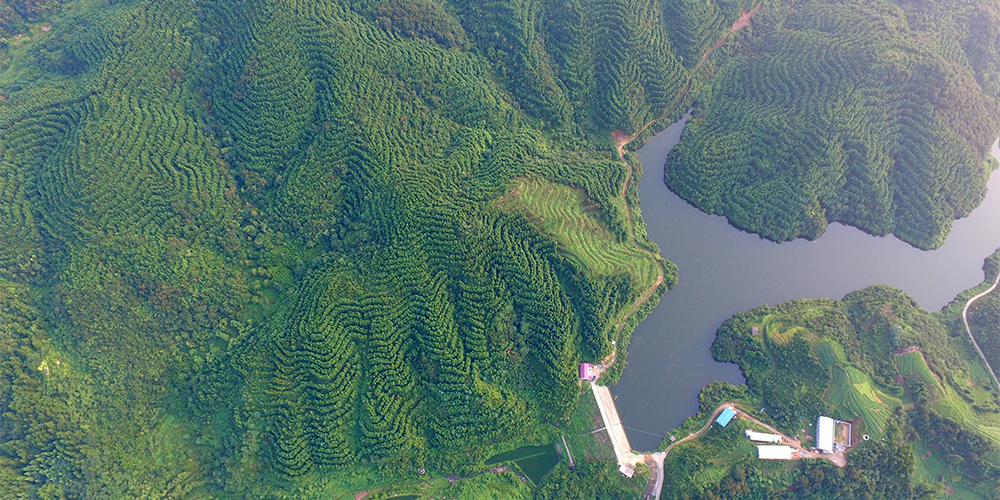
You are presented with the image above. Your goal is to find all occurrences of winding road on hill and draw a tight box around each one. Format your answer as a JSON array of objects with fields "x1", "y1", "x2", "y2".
[{"x1": 962, "y1": 269, "x2": 1000, "y2": 389}]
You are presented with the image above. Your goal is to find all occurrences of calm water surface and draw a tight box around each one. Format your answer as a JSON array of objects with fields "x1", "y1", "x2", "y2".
[{"x1": 615, "y1": 116, "x2": 1000, "y2": 451}]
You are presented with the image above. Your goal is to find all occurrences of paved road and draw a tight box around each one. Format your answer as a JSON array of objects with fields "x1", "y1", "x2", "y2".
[
  {"x1": 962, "y1": 269, "x2": 1000, "y2": 389},
  {"x1": 640, "y1": 452, "x2": 665, "y2": 500}
]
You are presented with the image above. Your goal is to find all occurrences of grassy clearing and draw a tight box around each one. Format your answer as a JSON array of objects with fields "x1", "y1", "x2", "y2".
[
  {"x1": 932, "y1": 393, "x2": 1000, "y2": 445},
  {"x1": 911, "y1": 440, "x2": 990, "y2": 500},
  {"x1": 484, "y1": 444, "x2": 560, "y2": 486},
  {"x1": 562, "y1": 387, "x2": 619, "y2": 462},
  {"x1": 709, "y1": 435, "x2": 758, "y2": 467},
  {"x1": 497, "y1": 177, "x2": 660, "y2": 286},
  {"x1": 896, "y1": 351, "x2": 946, "y2": 398},
  {"x1": 365, "y1": 473, "x2": 530, "y2": 500},
  {"x1": 484, "y1": 444, "x2": 556, "y2": 466},
  {"x1": 813, "y1": 340, "x2": 847, "y2": 368},
  {"x1": 911, "y1": 439, "x2": 946, "y2": 485},
  {"x1": 825, "y1": 366, "x2": 896, "y2": 434},
  {"x1": 754, "y1": 306, "x2": 837, "y2": 345}
]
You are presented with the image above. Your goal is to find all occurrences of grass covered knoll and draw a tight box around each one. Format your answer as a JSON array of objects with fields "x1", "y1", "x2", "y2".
[
  {"x1": 665, "y1": 0, "x2": 1000, "y2": 249},
  {"x1": 689, "y1": 273, "x2": 1000, "y2": 498},
  {"x1": 825, "y1": 365, "x2": 898, "y2": 434}
]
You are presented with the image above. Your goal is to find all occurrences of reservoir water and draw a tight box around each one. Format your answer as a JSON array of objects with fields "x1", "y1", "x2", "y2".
[{"x1": 614, "y1": 115, "x2": 1000, "y2": 452}]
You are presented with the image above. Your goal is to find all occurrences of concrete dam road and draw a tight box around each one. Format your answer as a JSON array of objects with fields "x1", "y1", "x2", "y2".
[{"x1": 590, "y1": 381, "x2": 636, "y2": 467}]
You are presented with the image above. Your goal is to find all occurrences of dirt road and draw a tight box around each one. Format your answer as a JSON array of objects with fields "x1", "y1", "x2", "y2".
[{"x1": 661, "y1": 403, "x2": 846, "y2": 467}]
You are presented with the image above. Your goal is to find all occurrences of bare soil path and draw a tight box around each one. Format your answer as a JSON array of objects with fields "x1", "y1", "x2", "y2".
[{"x1": 662, "y1": 403, "x2": 846, "y2": 467}]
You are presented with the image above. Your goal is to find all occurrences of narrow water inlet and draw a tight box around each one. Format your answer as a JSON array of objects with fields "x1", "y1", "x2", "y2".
[{"x1": 614, "y1": 116, "x2": 1000, "y2": 451}]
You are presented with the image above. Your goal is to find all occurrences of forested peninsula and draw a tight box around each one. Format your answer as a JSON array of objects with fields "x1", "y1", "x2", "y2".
[
  {"x1": 0, "y1": 0, "x2": 998, "y2": 498},
  {"x1": 657, "y1": 250, "x2": 1000, "y2": 499}
]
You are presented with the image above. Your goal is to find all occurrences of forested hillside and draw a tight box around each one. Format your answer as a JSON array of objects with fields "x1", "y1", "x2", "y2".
[
  {"x1": 0, "y1": 0, "x2": 674, "y2": 497},
  {"x1": 666, "y1": 0, "x2": 1000, "y2": 248},
  {"x1": 0, "y1": 0, "x2": 998, "y2": 498}
]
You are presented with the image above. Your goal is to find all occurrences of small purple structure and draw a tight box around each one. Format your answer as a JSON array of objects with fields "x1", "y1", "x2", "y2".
[{"x1": 579, "y1": 363, "x2": 595, "y2": 381}]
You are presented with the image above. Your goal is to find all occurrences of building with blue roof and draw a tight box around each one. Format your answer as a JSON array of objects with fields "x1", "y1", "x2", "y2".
[{"x1": 716, "y1": 407, "x2": 736, "y2": 427}]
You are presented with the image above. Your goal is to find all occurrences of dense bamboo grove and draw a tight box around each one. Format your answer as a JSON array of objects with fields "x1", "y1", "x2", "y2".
[{"x1": 0, "y1": 0, "x2": 998, "y2": 497}]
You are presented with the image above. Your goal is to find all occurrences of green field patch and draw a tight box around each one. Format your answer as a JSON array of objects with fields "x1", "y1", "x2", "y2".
[
  {"x1": 497, "y1": 178, "x2": 659, "y2": 285},
  {"x1": 813, "y1": 340, "x2": 847, "y2": 368},
  {"x1": 485, "y1": 444, "x2": 560, "y2": 485},
  {"x1": 709, "y1": 436, "x2": 757, "y2": 467},
  {"x1": 912, "y1": 439, "x2": 991, "y2": 500},
  {"x1": 692, "y1": 464, "x2": 730, "y2": 486},
  {"x1": 933, "y1": 395, "x2": 1000, "y2": 445},
  {"x1": 766, "y1": 323, "x2": 803, "y2": 344},
  {"x1": 485, "y1": 444, "x2": 554, "y2": 465},
  {"x1": 896, "y1": 351, "x2": 946, "y2": 398},
  {"x1": 825, "y1": 366, "x2": 896, "y2": 434},
  {"x1": 911, "y1": 439, "x2": 946, "y2": 485}
]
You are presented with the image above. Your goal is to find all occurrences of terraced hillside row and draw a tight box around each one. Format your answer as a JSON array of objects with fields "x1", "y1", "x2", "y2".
[
  {"x1": 0, "y1": 0, "x2": 999, "y2": 497},
  {"x1": 451, "y1": 0, "x2": 743, "y2": 134},
  {"x1": 666, "y1": 0, "x2": 1000, "y2": 249},
  {"x1": 3, "y1": 0, "x2": 675, "y2": 493}
]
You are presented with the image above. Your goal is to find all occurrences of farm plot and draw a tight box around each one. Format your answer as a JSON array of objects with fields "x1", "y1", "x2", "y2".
[
  {"x1": 896, "y1": 351, "x2": 946, "y2": 398},
  {"x1": 765, "y1": 322, "x2": 803, "y2": 344},
  {"x1": 813, "y1": 340, "x2": 847, "y2": 368},
  {"x1": 825, "y1": 365, "x2": 896, "y2": 434},
  {"x1": 498, "y1": 178, "x2": 659, "y2": 285}
]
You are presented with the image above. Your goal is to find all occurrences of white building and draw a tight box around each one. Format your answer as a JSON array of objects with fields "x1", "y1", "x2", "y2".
[
  {"x1": 745, "y1": 429, "x2": 782, "y2": 443},
  {"x1": 757, "y1": 445, "x2": 794, "y2": 460},
  {"x1": 618, "y1": 463, "x2": 635, "y2": 478},
  {"x1": 816, "y1": 416, "x2": 835, "y2": 453}
]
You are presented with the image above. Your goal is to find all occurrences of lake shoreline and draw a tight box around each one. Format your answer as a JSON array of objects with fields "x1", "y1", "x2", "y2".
[{"x1": 614, "y1": 118, "x2": 1000, "y2": 451}]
